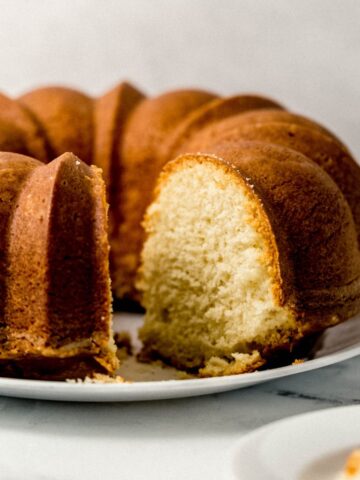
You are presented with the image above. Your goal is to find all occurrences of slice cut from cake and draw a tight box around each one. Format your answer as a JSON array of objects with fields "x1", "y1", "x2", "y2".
[
  {"x1": 138, "y1": 142, "x2": 360, "y2": 376},
  {"x1": 0, "y1": 152, "x2": 118, "y2": 379}
]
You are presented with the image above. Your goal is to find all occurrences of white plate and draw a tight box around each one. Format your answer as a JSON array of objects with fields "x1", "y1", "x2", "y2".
[
  {"x1": 228, "y1": 404, "x2": 360, "y2": 480},
  {"x1": 0, "y1": 312, "x2": 360, "y2": 402}
]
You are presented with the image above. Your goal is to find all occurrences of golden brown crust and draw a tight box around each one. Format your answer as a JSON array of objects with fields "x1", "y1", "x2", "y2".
[
  {"x1": 192, "y1": 142, "x2": 360, "y2": 320},
  {"x1": 0, "y1": 93, "x2": 48, "y2": 160},
  {"x1": 93, "y1": 82, "x2": 146, "y2": 299},
  {"x1": 202, "y1": 108, "x2": 343, "y2": 144},
  {"x1": 0, "y1": 152, "x2": 117, "y2": 379},
  {"x1": 159, "y1": 95, "x2": 284, "y2": 163},
  {"x1": 0, "y1": 119, "x2": 31, "y2": 155},
  {"x1": 93, "y1": 81, "x2": 145, "y2": 186},
  {"x1": 0, "y1": 153, "x2": 42, "y2": 344},
  {"x1": 115, "y1": 88, "x2": 217, "y2": 300},
  {"x1": 19, "y1": 87, "x2": 94, "y2": 164},
  {"x1": 186, "y1": 121, "x2": 360, "y2": 244},
  {"x1": 0, "y1": 355, "x2": 111, "y2": 381}
]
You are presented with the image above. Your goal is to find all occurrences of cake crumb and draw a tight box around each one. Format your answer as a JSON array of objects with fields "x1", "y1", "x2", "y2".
[
  {"x1": 292, "y1": 358, "x2": 305, "y2": 365},
  {"x1": 199, "y1": 351, "x2": 264, "y2": 377},
  {"x1": 114, "y1": 331, "x2": 133, "y2": 361},
  {"x1": 176, "y1": 370, "x2": 196, "y2": 380},
  {"x1": 66, "y1": 373, "x2": 128, "y2": 384},
  {"x1": 114, "y1": 331, "x2": 132, "y2": 353},
  {"x1": 345, "y1": 449, "x2": 360, "y2": 477}
]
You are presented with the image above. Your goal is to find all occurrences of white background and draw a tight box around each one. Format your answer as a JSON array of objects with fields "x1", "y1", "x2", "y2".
[
  {"x1": 0, "y1": 1, "x2": 359, "y2": 479},
  {"x1": 0, "y1": 0, "x2": 359, "y2": 156}
]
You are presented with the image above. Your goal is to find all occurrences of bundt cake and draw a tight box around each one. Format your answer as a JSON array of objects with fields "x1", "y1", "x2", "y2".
[
  {"x1": 0, "y1": 81, "x2": 359, "y2": 379},
  {"x1": 2, "y1": 82, "x2": 359, "y2": 306},
  {"x1": 138, "y1": 143, "x2": 360, "y2": 376},
  {"x1": 0, "y1": 152, "x2": 117, "y2": 379}
]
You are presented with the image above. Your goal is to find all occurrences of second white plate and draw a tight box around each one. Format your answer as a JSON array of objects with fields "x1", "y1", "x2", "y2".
[{"x1": 229, "y1": 405, "x2": 360, "y2": 479}]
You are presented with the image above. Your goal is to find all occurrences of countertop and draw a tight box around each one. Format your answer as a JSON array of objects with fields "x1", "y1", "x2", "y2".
[{"x1": 0, "y1": 357, "x2": 359, "y2": 479}]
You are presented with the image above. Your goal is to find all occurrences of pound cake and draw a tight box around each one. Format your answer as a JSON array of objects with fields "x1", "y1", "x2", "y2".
[
  {"x1": 0, "y1": 152, "x2": 117, "y2": 379},
  {"x1": 1, "y1": 82, "x2": 359, "y2": 304},
  {"x1": 0, "y1": 80, "x2": 358, "y2": 379},
  {"x1": 138, "y1": 143, "x2": 360, "y2": 376}
]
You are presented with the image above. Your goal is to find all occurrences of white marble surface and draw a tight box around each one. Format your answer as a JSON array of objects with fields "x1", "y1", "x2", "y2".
[
  {"x1": 0, "y1": 0, "x2": 358, "y2": 478},
  {"x1": 0, "y1": 358, "x2": 359, "y2": 479},
  {"x1": 0, "y1": 0, "x2": 359, "y2": 156}
]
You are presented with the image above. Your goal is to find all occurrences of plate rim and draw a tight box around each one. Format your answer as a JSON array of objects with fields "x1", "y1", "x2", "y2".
[
  {"x1": 227, "y1": 404, "x2": 360, "y2": 480},
  {"x1": 0, "y1": 340, "x2": 358, "y2": 401}
]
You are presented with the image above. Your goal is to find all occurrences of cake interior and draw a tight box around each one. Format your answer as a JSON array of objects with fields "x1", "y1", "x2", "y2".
[{"x1": 138, "y1": 158, "x2": 297, "y2": 376}]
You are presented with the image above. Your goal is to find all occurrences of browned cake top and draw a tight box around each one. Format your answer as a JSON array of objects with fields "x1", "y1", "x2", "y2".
[
  {"x1": 94, "y1": 81, "x2": 145, "y2": 187},
  {"x1": 194, "y1": 142, "x2": 360, "y2": 315},
  {"x1": 0, "y1": 93, "x2": 48, "y2": 160},
  {"x1": 121, "y1": 88, "x2": 218, "y2": 170},
  {"x1": 0, "y1": 81, "x2": 358, "y2": 306},
  {"x1": 0, "y1": 152, "x2": 117, "y2": 378},
  {"x1": 160, "y1": 95, "x2": 284, "y2": 163},
  {"x1": 185, "y1": 121, "x2": 360, "y2": 244},
  {"x1": 19, "y1": 87, "x2": 94, "y2": 164},
  {"x1": 202, "y1": 108, "x2": 343, "y2": 144}
]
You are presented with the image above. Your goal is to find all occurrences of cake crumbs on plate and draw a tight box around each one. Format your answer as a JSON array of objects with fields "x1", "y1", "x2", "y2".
[
  {"x1": 66, "y1": 373, "x2": 130, "y2": 384},
  {"x1": 114, "y1": 331, "x2": 133, "y2": 361},
  {"x1": 292, "y1": 358, "x2": 306, "y2": 365}
]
